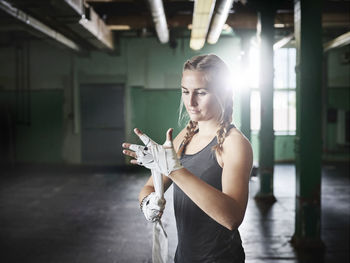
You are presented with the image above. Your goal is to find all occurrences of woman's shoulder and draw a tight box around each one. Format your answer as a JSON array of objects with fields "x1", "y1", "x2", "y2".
[
  {"x1": 222, "y1": 127, "x2": 252, "y2": 156},
  {"x1": 215, "y1": 126, "x2": 252, "y2": 168}
]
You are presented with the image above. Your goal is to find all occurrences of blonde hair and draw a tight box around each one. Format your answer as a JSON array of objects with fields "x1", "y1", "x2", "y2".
[{"x1": 177, "y1": 54, "x2": 234, "y2": 157}]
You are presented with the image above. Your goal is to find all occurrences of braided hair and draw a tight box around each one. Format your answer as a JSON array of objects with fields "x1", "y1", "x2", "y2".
[{"x1": 177, "y1": 54, "x2": 234, "y2": 156}]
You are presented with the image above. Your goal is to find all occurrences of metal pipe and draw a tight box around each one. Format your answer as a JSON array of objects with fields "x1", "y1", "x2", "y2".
[
  {"x1": 15, "y1": 46, "x2": 19, "y2": 123},
  {"x1": 147, "y1": 0, "x2": 169, "y2": 43},
  {"x1": 207, "y1": 0, "x2": 234, "y2": 44},
  {"x1": 26, "y1": 40, "x2": 31, "y2": 126}
]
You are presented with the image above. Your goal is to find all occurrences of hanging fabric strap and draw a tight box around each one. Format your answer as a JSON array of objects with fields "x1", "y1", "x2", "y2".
[{"x1": 151, "y1": 169, "x2": 168, "y2": 263}]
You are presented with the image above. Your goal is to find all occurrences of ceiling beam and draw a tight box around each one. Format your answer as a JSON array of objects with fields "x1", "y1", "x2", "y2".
[
  {"x1": 86, "y1": 0, "x2": 134, "y2": 2},
  {"x1": 0, "y1": 0, "x2": 80, "y2": 51},
  {"x1": 70, "y1": 5, "x2": 115, "y2": 50},
  {"x1": 106, "y1": 12, "x2": 350, "y2": 30},
  {"x1": 324, "y1": 31, "x2": 350, "y2": 52},
  {"x1": 273, "y1": 33, "x2": 294, "y2": 50},
  {"x1": 106, "y1": 13, "x2": 259, "y2": 30}
]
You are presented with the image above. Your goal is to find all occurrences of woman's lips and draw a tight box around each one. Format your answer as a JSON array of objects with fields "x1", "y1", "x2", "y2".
[{"x1": 189, "y1": 109, "x2": 200, "y2": 114}]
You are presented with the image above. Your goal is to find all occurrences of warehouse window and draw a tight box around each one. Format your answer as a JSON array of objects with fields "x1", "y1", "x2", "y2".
[{"x1": 250, "y1": 48, "x2": 296, "y2": 134}]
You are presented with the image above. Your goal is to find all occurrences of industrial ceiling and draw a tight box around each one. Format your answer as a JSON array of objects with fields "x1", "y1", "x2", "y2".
[{"x1": 0, "y1": 0, "x2": 349, "y2": 52}]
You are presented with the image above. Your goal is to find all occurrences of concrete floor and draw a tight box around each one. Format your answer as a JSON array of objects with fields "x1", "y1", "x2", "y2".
[{"x1": 0, "y1": 163, "x2": 349, "y2": 263}]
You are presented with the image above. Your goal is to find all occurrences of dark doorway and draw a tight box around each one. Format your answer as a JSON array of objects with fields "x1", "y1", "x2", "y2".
[{"x1": 80, "y1": 84, "x2": 125, "y2": 165}]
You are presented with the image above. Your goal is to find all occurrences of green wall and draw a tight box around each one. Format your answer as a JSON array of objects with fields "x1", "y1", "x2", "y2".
[
  {"x1": 15, "y1": 91, "x2": 63, "y2": 163},
  {"x1": 251, "y1": 133, "x2": 295, "y2": 163},
  {"x1": 130, "y1": 87, "x2": 184, "y2": 143},
  {"x1": 325, "y1": 45, "x2": 350, "y2": 161},
  {"x1": 0, "y1": 35, "x2": 348, "y2": 164},
  {"x1": 0, "y1": 36, "x2": 244, "y2": 164},
  {"x1": 0, "y1": 90, "x2": 63, "y2": 163}
]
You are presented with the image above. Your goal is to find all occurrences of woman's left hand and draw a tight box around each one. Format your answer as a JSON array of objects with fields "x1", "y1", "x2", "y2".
[
  {"x1": 122, "y1": 128, "x2": 183, "y2": 176},
  {"x1": 122, "y1": 141, "x2": 156, "y2": 169}
]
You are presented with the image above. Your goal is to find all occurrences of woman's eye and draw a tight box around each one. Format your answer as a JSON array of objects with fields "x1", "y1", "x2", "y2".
[{"x1": 181, "y1": 90, "x2": 206, "y2": 96}]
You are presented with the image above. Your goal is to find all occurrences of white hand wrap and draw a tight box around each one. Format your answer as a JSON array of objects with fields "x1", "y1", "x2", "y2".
[
  {"x1": 150, "y1": 144, "x2": 183, "y2": 176},
  {"x1": 141, "y1": 192, "x2": 166, "y2": 222},
  {"x1": 129, "y1": 144, "x2": 156, "y2": 169},
  {"x1": 132, "y1": 133, "x2": 183, "y2": 176}
]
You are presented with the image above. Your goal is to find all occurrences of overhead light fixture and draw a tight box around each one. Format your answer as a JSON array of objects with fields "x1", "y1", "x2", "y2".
[
  {"x1": 207, "y1": 0, "x2": 233, "y2": 44},
  {"x1": 274, "y1": 23, "x2": 285, "y2": 28},
  {"x1": 108, "y1": 25, "x2": 131, "y2": 31},
  {"x1": 190, "y1": 0, "x2": 216, "y2": 50}
]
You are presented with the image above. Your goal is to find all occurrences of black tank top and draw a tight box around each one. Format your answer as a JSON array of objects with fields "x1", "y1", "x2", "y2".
[{"x1": 173, "y1": 125, "x2": 245, "y2": 263}]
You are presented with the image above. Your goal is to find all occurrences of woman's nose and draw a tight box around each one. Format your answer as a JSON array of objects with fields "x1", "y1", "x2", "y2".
[{"x1": 189, "y1": 94, "x2": 197, "y2": 106}]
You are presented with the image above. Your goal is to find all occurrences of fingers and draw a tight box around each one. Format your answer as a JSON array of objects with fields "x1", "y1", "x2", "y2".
[
  {"x1": 134, "y1": 128, "x2": 143, "y2": 136},
  {"x1": 166, "y1": 128, "x2": 173, "y2": 141},
  {"x1": 122, "y1": 149, "x2": 137, "y2": 158},
  {"x1": 122, "y1": 148, "x2": 145, "y2": 165},
  {"x1": 163, "y1": 128, "x2": 174, "y2": 148},
  {"x1": 122, "y1": 143, "x2": 139, "y2": 163},
  {"x1": 122, "y1": 142, "x2": 132, "y2": 148},
  {"x1": 122, "y1": 137, "x2": 153, "y2": 167},
  {"x1": 134, "y1": 128, "x2": 159, "y2": 147},
  {"x1": 129, "y1": 144, "x2": 148, "y2": 153},
  {"x1": 124, "y1": 156, "x2": 140, "y2": 166},
  {"x1": 134, "y1": 128, "x2": 152, "y2": 146},
  {"x1": 134, "y1": 129, "x2": 153, "y2": 146},
  {"x1": 130, "y1": 159, "x2": 139, "y2": 165},
  {"x1": 122, "y1": 142, "x2": 148, "y2": 154},
  {"x1": 148, "y1": 203, "x2": 165, "y2": 213}
]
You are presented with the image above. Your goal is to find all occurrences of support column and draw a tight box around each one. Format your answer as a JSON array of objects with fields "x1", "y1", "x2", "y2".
[
  {"x1": 292, "y1": 0, "x2": 324, "y2": 248},
  {"x1": 238, "y1": 32, "x2": 252, "y2": 141},
  {"x1": 255, "y1": 6, "x2": 276, "y2": 202}
]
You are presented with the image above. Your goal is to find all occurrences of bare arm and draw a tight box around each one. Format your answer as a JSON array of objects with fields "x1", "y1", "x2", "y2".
[
  {"x1": 168, "y1": 132, "x2": 253, "y2": 230},
  {"x1": 138, "y1": 175, "x2": 172, "y2": 203}
]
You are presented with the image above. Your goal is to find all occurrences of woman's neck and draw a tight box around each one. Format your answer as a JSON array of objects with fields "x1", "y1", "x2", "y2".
[{"x1": 196, "y1": 120, "x2": 220, "y2": 137}]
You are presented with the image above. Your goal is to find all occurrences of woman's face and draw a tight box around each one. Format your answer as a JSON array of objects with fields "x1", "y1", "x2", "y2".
[{"x1": 181, "y1": 70, "x2": 221, "y2": 122}]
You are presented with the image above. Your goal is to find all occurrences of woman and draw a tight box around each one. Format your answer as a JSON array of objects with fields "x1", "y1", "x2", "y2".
[{"x1": 122, "y1": 54, "x2": 253, "y2": 262}]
